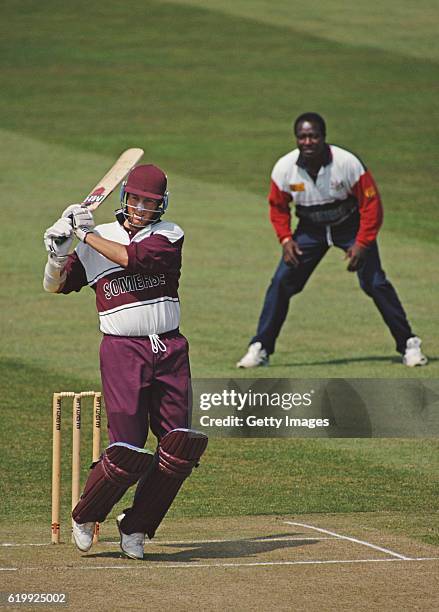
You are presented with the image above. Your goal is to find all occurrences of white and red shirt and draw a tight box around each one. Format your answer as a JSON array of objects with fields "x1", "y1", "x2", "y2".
[
  {"x1": 268, "y1": 144, "x2": 383, "y2": 247},
  {"x1": 61, "y1": 220, "x2": 183, "y2": 336}
]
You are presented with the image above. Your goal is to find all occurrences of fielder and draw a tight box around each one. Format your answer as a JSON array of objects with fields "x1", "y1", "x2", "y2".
[
  {"x1": 237, "y1": 113, "x2": 427, "y2": 369},
  {"x1": 43, "y1": 164, "x2": 207, "y2": 559}
]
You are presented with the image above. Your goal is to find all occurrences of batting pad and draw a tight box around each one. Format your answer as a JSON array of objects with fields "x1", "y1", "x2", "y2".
[
  {"x1": 119, "y1": 429, "x2": 208, "y2": 538},
  {"x1": 72, "y1": 443, "x2": 154, "y2": 524}
]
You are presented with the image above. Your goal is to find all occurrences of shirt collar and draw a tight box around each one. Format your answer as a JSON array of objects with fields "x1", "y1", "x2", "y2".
[
  {"x1": 296, "y1": 144, "x2": 332, "y2": 169},
  {"x1": 122, "y1": 219, "x2": 160, "y2": 241}
]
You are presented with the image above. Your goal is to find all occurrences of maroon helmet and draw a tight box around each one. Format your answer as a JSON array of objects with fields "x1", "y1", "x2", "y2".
[
  {"x1": 118, "y1": 164, "x2": 169, "y2": 225},
  {"x1": 124, "y1": 164, "x2": 167, "y2": 200}
]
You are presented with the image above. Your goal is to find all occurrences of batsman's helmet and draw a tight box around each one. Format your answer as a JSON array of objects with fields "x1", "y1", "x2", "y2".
[{"x1": 116, "y1": 164, "x2": 169, "y2": 225}]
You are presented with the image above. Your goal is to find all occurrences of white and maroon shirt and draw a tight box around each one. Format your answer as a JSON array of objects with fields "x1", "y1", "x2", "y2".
[
  {"x1": 61, "y1": 220, "x2": 183, "y2": 336},
  {"x1": 268, "y1": 144, "x2": 383, "y2": 247}
]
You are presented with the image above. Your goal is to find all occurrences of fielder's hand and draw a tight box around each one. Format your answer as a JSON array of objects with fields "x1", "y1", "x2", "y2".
[
  {"x1": 44, "y1": 218, "x2": 74, "y2": 257},
  {"x1": 345, "y1": 243, "x2": 367, "y2": 272},
  {"x1": 72, "y1": 207, "x2": 95, "y2": 242},
  {"x1": 282, "y1": 238, "x2": 303, "y2": 267}
]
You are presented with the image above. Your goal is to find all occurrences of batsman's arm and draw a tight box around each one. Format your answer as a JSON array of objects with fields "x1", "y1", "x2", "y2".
[
  {"x1": 84, "y1": 233, "x2": 129, "y2": 268},
  {"x1": 43, "y1": 255, "x2": 68, "y2": 292},
  {"x1": 43, "y1": 252, "x2": 88, "y2": 294},
  {"x1": 71, "y1": 205, "x2": 129, "y2": 268}
]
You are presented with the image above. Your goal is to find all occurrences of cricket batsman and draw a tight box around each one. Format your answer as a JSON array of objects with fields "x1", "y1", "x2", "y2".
[
  {"x1": 237, "y1": 113, "x2": 428, "y2": 369},
  {"x1": 43, "y1": 164, "x2": 208, "y2": 559}
]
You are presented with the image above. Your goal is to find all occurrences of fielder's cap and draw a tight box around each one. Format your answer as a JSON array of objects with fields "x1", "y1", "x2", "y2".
[{"x1": 125, "y1": 164, "x2": 167, "y2": 200}]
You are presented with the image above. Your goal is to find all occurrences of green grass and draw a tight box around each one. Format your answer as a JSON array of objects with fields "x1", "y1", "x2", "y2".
[
  {"x1": 0, "y1": 1, "x2": 438, "y2": 241},
  {"x1": 165, "y1": 0, "x2": 439, "y2": 61},
  {"x1": 0, "y1": 0, "x2": 438, "y2": 547}
]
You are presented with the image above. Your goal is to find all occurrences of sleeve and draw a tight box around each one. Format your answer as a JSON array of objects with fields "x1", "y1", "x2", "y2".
[
  {"x1": 350, "y1": 167, "x2": 383, "y2": 248},
  {"x1": 268, "y1": 159, "x2": 294, "y2": 243},
  {"x1": 125, "y1": 234, "x2": 183, "y2": 274},
  {"x1": 60, "y1": 252, "x2": 88, "y2": 294}
]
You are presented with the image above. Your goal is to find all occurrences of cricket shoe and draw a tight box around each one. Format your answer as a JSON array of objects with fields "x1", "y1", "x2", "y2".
[
  {"x1": 403, "y1": 336, "x2": 428, "y2": 367},
  {"x1": 236, "y1": 342, "x2": 269, "y2": 368},
  {"x1": 72, "y1": 520, "x2": 95, "y2": 552},
  {"x1": 117, "y1": 514, "x2": 145, "y2": 560}
]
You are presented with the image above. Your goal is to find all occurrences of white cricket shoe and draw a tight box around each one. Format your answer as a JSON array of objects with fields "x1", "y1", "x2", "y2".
[
  {"x1": 72, "y1": 520, "x2": 95, "y2": 552},
  {"x1": 403, "y1": 336, "x2": 428, "y2": 367},
  {"x1": 117, "y1": 514, "x2": 145, "y2": 560},
  {"x1": 236, "y1": 342, "x2": 269, "y2": 368}
]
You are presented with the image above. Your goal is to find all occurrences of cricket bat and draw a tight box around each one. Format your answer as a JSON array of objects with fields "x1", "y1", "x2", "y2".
[
  {"x1": 53, "y1": 148, "x2": 143, "y2": 246},
  {"x1": 79, "y1": 147, "x2": 144, "y2": 211}
]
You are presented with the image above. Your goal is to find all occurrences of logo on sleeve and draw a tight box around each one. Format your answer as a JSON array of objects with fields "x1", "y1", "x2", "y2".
[
  {"x1": 289, "y1": 183, "x2": 305, "y2": 192},
  {"x1": 364, "y1": 186, "x2": 377, "y2": 198}
]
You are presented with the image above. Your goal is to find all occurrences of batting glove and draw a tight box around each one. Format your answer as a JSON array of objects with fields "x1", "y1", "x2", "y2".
[
  {"x1": 44, "y1": 217, "x2": 74, "y2": 257},
  {"x1": 61, "y1": 204, "x2": 83, "y2": 218},
  {"x1": 72, "y1": 207, "x2": 95, "y2": 242}
]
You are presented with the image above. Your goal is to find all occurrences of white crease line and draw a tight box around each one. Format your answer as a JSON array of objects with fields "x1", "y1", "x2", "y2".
[
  {"x1": 0, "y1": 568, "x2": 18, "y2": 571},
  {"x1": 2, "y1": 558, "x2": 438, "y2": 572},
  {"x1": 1, "y1": 543, "x2": 52, "y2": 547},
  {"x1": 82, "y1": 557, "x2": 439, "y2": 570},
  {"x1": 0, "y1": 536, "x2": 336, "y2": 548},
  {"x1": 284, "y1": 521, "x2": 412, "y2": 560},
  {"x1": 103, "y1": 536, "x2": 335, "y2": 545}
]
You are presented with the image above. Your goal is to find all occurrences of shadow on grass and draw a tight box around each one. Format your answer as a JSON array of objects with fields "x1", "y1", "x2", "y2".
[
  {"x1": 86, "y1": 531, "x2": 318, "y2": 562},
  {"x1": 271, "y1": 355, "x2": 437, "y2": 368}
]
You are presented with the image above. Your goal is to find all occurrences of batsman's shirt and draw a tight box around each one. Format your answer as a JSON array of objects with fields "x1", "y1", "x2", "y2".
[
  {"x1": 61, "y1": 220, "x2": 183, "y2": 336},
  {"x1": 268, "y1": 144, "x2": 383, "y2": 247}
]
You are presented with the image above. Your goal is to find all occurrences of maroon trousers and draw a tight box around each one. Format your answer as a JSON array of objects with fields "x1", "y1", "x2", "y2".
[{"x1": 100, "y1": 331, "x2": 191, "y2": 447}]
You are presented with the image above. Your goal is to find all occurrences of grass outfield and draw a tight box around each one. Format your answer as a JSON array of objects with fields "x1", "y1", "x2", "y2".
[
  {"x1": 0, "y1": 1, "x2": 438, "y2": 242},
  {"x1": 1, "y1": 0, "x2": 438, "y2": 552}
]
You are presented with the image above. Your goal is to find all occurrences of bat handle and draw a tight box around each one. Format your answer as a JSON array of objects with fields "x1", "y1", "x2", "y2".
[{"x1": 54, "y1": 214, "x2": 74, "y2": 245}]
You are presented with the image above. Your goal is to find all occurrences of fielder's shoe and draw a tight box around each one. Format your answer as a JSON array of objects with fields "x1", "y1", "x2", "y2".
[
  {"x1": 403, "y1": 336, "x2": 428, "y2": 367},
  {"x1": 117, "y1": 514, "x2": 145, "y2": 560},
  {"x1": 236, "y1": 342, "x2": 269, "y2": 368},
  {"x1": 72, "y1": 520, "x2": 95, "y2": 552}
]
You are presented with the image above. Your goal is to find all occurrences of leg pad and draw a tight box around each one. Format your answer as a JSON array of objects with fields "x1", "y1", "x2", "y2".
[
  {"x1": 72, "y1": 443, "x2": 154, "y2": 524},
  {"x1": 120, "y1": 429, "x2": 208, "y2": 538}
]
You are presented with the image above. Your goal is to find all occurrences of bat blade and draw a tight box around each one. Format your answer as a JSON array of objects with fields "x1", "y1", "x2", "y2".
[
  {"x1": 51, "y1": 148, "x2": 144, "y2": 248},
  {"x1": 81, "y1": 147, "x2": 144, "y2": 211}
]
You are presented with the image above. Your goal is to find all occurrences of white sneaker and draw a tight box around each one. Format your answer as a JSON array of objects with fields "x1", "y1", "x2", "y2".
[
  {"x1": 403, "y1": 336, "x2": 428, "y2": 367},
  {"x1": 117, "y1": 514, "x2": 145, "y2": 560},
  {"x1": 72, "y1": 520, "x2": 95, "y2": 552},
  {"x1": 236, "y1": 342, "x2": 269, "y2": 368}
]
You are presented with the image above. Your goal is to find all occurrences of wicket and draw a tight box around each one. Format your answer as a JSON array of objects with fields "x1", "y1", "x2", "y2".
[{"x1": 51, "y1": 391, "x2": 102, "y2": 544}]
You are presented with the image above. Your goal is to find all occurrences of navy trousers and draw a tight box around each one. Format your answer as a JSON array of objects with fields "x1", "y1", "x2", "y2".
[{"x1": 252, "y1": 214, "x2": 413, "y2": 355}]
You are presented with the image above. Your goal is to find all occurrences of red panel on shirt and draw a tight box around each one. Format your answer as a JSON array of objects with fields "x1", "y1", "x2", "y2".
[
  {"x1": 351, "y1": 170, "x2": 383, "y2": 247},
  {"x1": 268, "y1": 180, "x2": 293, "y2": 243}
]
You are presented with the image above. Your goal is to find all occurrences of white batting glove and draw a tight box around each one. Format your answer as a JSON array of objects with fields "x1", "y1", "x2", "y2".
[
  {"x1": 62, "y1": 204, "x2": 83, "y2": 218},
  {"x1": 72, "y1": 207, "x2": 95, "y2": 242},
  {"x1": 44, "y1": 218, "x2": 74, "y2": 257}
]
